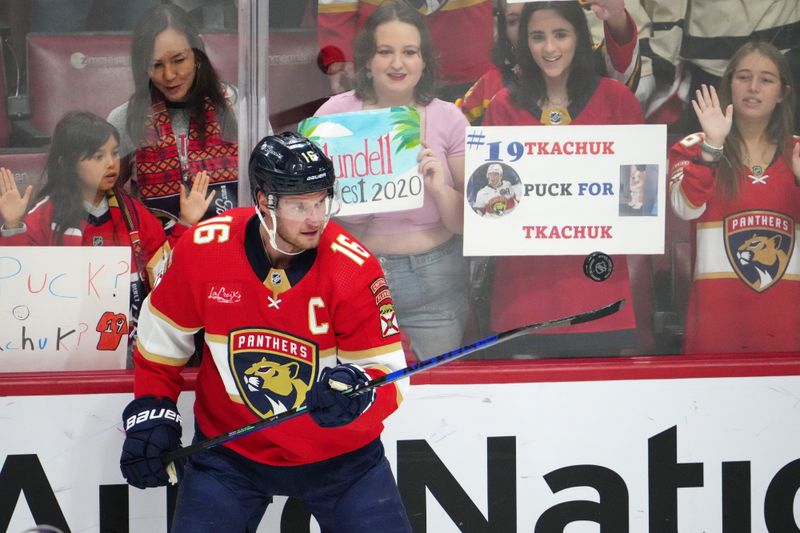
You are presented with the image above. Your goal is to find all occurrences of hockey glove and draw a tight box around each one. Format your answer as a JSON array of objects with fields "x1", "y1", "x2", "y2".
[
  {"x1": 307, "y1": 364, "x2": 376, "y2": 428},
  {"x1": 120, "y1": 396, "x2": 183, "y2": 489}
]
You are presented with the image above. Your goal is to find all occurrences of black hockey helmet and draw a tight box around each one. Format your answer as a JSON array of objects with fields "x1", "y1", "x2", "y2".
[{"x1": 249, "y1": 131, "x2": 336, "y2": 209}]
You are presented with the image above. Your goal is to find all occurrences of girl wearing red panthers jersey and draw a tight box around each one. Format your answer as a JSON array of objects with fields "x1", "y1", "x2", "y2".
[
  {"x1": 0, "y1": 111, "x2": 213, "y2": 347},
  {"x1": 669, "y1": 41, "x2": 800, "y2": 353}
]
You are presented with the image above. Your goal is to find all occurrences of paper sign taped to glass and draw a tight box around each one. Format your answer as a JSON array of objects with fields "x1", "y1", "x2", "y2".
[
  {"x1": 0, "y1": 246, "x2": 131, "y2": 371},
  {"x1": 463, "y1": 124, "x2": 667, "y2": 256},
  {"x1": 299, "y1": 107, "x2": 423, "y2": 217}
]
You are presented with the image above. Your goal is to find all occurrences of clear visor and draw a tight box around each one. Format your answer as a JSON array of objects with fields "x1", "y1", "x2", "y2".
[{"x1": 274, "y1": 185, "x2": 342, "y2": 222}]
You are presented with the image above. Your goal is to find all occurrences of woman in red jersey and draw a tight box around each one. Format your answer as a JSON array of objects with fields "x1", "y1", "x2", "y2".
[
  {"x1": 482, "y1": 1, "x2": 645, "y2": 357},
  {"x1": 459, "y1": 0, "x2": 640, "y2": 125}
]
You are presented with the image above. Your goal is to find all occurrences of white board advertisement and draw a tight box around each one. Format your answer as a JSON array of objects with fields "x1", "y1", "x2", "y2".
[
  {"x1": 2, "y1": 375, "x2": 799, "y2": 532},
  {"x1": 463, "y1": 125, "x2": 667, "y2": 256},
  {"x1": 0, "y1": 247, "x2": 131, "y2": 371}
]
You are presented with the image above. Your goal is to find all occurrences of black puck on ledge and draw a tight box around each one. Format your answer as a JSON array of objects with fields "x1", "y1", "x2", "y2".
[{"x1": 583, "y1": 251, "x2": 613, "y2": 282}]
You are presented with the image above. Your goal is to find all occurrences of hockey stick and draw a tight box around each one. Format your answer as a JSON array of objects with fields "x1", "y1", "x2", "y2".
[{"x1": 161, "y1": 298, "x2": 624, "y2": 471}]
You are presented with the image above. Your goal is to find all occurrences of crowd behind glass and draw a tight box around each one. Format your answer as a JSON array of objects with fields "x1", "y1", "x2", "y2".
[{"x1": 0, "y1": 0, "x2": 798, "y2": 365}]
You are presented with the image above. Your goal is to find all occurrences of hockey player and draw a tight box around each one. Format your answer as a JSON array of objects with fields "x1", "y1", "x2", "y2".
[
  {"x1": 669, "y1": 41, "x2": 800, "y2": 354},
  {"x1": 119, "y1": 132, "x2": 412, "y2": 532},
  {"x1": 473, "y1": 163, "x2": 523, "y2": 216}
]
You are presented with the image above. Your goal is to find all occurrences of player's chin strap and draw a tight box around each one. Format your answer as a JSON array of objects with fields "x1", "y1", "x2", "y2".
[
  {"x1": 254, "y1": 205, "x2": 333, "y2": 257},
  {"x1": 254, "y1": 205, "x2": 304, "y2": 257}
]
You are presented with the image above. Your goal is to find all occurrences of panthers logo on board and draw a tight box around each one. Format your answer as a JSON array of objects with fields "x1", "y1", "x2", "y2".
[
  {"x1": 724, "y1": 210, "x2": 794, "y2": 293},
  {"x1": 229, "y1": 328, "x2": 317, "y2": 418}
]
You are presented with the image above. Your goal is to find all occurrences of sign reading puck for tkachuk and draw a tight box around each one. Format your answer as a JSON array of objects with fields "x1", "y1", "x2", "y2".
[
  {"x1": 584, "y1": 251, "x2": 613, "y2": 282},
  {"x1": 462, "y1": 124, "x2": 667, "y2": 256}
]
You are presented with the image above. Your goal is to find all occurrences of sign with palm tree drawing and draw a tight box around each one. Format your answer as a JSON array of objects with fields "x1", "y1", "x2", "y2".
[{"x1": 299, "y1": 107, "x2": 423, "y2": 217}]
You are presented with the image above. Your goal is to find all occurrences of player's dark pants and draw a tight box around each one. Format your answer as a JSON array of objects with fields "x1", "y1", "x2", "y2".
[{"x1": 170, "y1": 434, "x2": 412, "y2": 533}]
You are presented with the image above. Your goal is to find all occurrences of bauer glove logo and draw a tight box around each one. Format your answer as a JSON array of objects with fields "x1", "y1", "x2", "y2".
[{"x1": 125, "y1": 408, "x2": 182, "y2": 431}]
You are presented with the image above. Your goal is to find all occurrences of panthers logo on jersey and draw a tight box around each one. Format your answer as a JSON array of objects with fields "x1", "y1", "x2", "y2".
[
  {"x1": 484, "y1": 195, "x2": 517, "y2": 217},
  {"x1": 724, "y1": 210, "x2": 795, "y2": 293},
  {"x1": 406, "y1": 0, "x2": 448, "y2": 14},
  {"x1": 229, "y1": 328, "x2": 317, "y2": 418}
]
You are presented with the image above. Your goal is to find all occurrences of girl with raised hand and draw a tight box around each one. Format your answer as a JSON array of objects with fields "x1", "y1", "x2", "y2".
[
  {"x1": 314, "y1": 0, "x2": 470, "y2": 361},
  {"x1": 0, "y1": 111, "x2": 213, "y2": 339},
  {"x1": 482, "y1": 1, "x2": 645, "y2": 358},
  {"x1": 107, "y1": 3, "x2": 240, "y2": 228},
  {"x1": 669, "y1": 41, "x2": 800, "y2": 353}
]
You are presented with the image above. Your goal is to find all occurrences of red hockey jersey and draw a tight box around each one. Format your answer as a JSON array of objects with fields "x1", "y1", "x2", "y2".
[
  {"x1": 484, "y1": 76, "x2": 644, "y2": 127},
  {"x1": 133, "y1": 208, "x2": 408, "y2": 466},
  {"x1": 669, "y1": 134, "x2": 800, "y2": 353},
  {"x1": 483, "y1": 78, "x2": 642, "y2": 337}
]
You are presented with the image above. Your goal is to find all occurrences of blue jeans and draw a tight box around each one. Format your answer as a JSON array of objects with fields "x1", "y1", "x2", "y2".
[
  {"x1": 377, "y1": 237, "x2": 469, "y2": 360},
  {"x1": 170, "y1": 437, "x2": 411, "y2": 533}
]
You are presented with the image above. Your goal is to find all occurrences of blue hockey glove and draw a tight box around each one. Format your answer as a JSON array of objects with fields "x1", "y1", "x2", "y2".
[
  {"x1": 120, "y1": 396, "x2": 183, "y2": 489},
  {"x1": 307, "y1": 364, "x2": 376, "y2": 428}
]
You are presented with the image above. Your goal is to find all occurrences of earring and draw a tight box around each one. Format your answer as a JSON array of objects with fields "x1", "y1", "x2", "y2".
[{"x1": 366, "y1": 70, "x2": 373, "y2": 79}]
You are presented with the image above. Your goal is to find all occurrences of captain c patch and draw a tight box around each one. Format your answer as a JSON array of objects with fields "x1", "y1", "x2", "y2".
[{"x1": 724, "y1": 210, "x2": 794, "y2": 292}]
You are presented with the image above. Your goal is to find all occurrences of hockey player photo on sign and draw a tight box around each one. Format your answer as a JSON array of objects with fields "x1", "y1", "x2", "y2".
[
  {"x1": 120, "y1": 132, "x2": 412, "y2": 532},
  {"x1": 469, "y1": 162, "x2": 524, "y2": 218}
]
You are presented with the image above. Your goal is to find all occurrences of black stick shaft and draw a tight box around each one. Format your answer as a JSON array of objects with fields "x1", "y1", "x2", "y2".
[{"x1": 162, "y1": 298, "x2": 624, "y2": 465}]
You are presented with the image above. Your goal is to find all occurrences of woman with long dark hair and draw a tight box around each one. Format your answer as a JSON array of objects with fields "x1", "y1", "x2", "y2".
[
  {"x1": 107, "y1": 3, "x2": 239, "y2": 227},
  {"x1": 482, "y1": 1, "x2": 645, "y2": 357},
  {"x1": 459, "y1": 0, "x2": 639, "y2": 125},
  {"x1": 670, "y1": 40, "x2": 800, "y2": 353}
]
